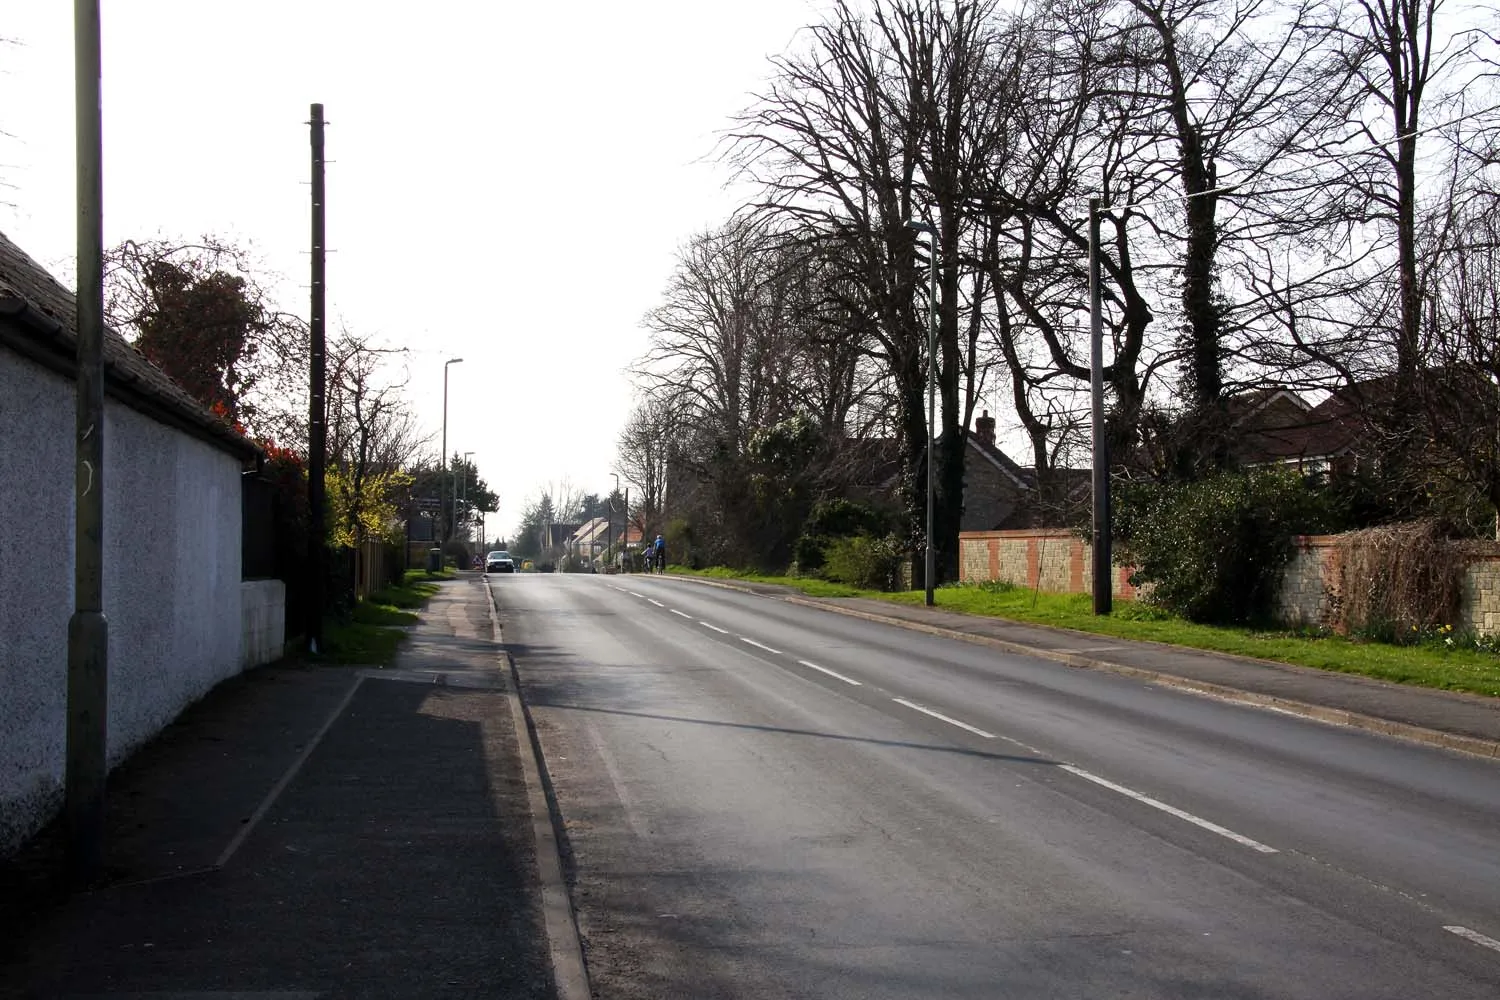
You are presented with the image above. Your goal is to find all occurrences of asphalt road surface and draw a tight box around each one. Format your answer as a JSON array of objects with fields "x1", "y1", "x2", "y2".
[{"x1": 494, "y1": 572, "x2": 1500, "y2": 999}]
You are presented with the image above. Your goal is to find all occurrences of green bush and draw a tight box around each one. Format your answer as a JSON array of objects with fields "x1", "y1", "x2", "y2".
[
  {"x1": 795, "y1": 499, "x2": 889, "y2": 573},
  {"x1": 664, "y1": 517, "x2": 699, "y2": 570},
  {"x1": 1114, "y1": 469, "x2": 1332, "y2": 624},
  {"x1": 823, "y1": 534, "x2": 902, "y2": 591}
]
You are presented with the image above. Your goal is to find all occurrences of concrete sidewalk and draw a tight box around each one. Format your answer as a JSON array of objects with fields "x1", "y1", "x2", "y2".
[
  {"x1": 672, "y1": 575, "x2": 1500, "y2": 759},
  {"x1": 0, "y1": 576, "x2": 555, "y2": 1000}
]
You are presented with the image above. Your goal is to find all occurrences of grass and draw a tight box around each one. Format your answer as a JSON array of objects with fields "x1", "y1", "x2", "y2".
[
  {"x1": 310, "y1": 573, "x2": 447, "y2": 666},
  {"x1": 403, "y1": 567, "x2": 454, "y2": 584},
  {"x1": 677, "y1": 565, "x2": 865, "y2": 598},
  {"x1": 674, "y1": 568, "x2": 1500, "y2": 698}
]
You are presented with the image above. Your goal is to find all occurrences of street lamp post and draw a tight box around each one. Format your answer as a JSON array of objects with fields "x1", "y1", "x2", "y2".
[
  {"x1": 68, "y1": 0, "x2": 107, "y2": 884},
  {"x1": 1087, "y1": 198, "x2": 1112, "y2": 615},
  {"x1": 905, "y1": 219, "x2": 938, "y2": 607},
  {"x1": 441, "y1": 357, "x2": 463, "y2": 550},
  {"x1": 610, "y1": 473, "x2": 621, "y2": 573}
]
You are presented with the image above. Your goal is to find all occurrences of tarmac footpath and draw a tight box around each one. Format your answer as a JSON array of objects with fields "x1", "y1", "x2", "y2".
[{"x1": 1, "y1": 575, "x2": 556, "y2": 1000}]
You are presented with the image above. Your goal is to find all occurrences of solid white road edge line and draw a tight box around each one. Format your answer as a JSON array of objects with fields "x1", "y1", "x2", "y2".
[
  {"x1": 740, "y1": 637, "x2": 783, "y2": 654},
  {"x1": 891, "y1": 698, "x2": 996, "y2": 738},
  {"x1": 647, "y1": 598, "x2": 666, "y2": 607},
  {"x1": 1444, "y1": 925, "x2": 1500, "y2": 954},
  {"x1": 797, "y1": 659, "x2": 863, "y2": 686},
  {"x1": 699, "y1": 621, "x2": 730, "y2": 634},
  {"x1": 1059, "y1": 764, "x2": 1279, "y2": 854},
  {"x1": 670, "y1": 609, "x2": 692, "y2": 618}
]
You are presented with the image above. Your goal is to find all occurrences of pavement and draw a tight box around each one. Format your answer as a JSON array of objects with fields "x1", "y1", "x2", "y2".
[
  {"x1": 672, "y1": 574, "x2": 1500, "y2": 757},
  {"x1": 0, "y1": 574, "x2": 555, "y2": 1000}
]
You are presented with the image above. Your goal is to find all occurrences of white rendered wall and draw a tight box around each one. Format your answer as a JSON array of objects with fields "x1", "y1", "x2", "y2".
[{"x1": 1, "y1": 346, "x2": 243, "y2": 853}]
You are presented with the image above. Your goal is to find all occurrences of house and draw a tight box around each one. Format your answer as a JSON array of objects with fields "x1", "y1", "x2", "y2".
[
  {"x1": 1228, "y1": 387, "x2": 1356, "y2": 474},
  {"x1": 0, "y1": 227, "x2": 280, "y2": 854},
  {"x1": 963, "y1": 411, "x2": 1047, "y2": 530},
  {"x1": 540, "y1": 521, "x2": 582, "y2": 562},
  {"x1": 871, "y1": 410, "x2": 1076, "y2": 531},
  {"x1": 1229, "y1": 380, "x2": 1422, "y2": 475}
]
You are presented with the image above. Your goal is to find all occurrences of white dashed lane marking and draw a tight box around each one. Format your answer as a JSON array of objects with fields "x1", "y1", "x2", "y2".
[
  {"x1": 1058, "y1": 764, "x2": 1278, "y2": 854},
  {"x1": 796, "y1": 660, "x2": 862, "y2": 687},
  {"x1": 885, "y1": 696, "x2": 1276, "y2": 854},
  {"x1": 1445, "y1": 925, "x2": 1500, "y2": 955},
  {"x1": 892, "y1": 698, "x2": 996, "y2": 738},
  {"x1": 622, "y1": 576, "x2": 1280, "y2": 859}
]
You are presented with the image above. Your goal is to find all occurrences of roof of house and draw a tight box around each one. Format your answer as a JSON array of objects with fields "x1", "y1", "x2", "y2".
[
  {"x1": 1229, "y1": 383, "x2": 1387, "y2": 465},
  {"x1": 0, "y1": 228, "x2": 259, "y2": 460},
  {"x1": 543, "y1": 522, "x2": 583, "y2": 548},
  {"x1": 568, "y1": 517, "x2": 610, "y2": 545},
  {"x1": 871, "y1": 431, "x2": 1033, "y2": 492},
  {"x1": 965, "y1": 434, "x2": 1031, "y2": 489}
]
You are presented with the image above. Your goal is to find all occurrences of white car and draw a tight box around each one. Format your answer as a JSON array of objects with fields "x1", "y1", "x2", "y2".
[{"x1": 485, "y1": 550, "x2": 515, "y2": 573}]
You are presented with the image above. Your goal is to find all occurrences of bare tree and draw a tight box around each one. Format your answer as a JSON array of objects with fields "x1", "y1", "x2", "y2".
[
  {"x1": 638, "y1": 217, "x2": 798, "y2": 451},
  {"x1": 731, "y1": 0, "x2": 1014, "y2": 582},
  {"x1": 323, "y1": 331, "x2": 425, "y2": 545},
  {"x1": 616, "y1": 395, "x2": 678, "y2": 532}
]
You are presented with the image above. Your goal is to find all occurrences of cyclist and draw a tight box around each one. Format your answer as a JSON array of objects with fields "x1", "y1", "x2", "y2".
[{"x1": 652, "y1": 534, "x2": 666, "y2": 573}]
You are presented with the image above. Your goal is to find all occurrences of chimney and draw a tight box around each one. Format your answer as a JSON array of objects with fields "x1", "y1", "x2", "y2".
[{"x1": 975, "y1": 409, "x2": 996, "y2": 447}]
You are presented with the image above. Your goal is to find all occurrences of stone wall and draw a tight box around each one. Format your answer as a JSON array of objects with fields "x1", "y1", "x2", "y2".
[
  {"x1": 958, "y1": 530, "x2": 1138, "y2": 598},
  {"x1": 959, "y1": 527, "x2": 1500, "y2": 636},
  {"x1": 1277, "y1": 535, "x2": 1500, "y2": 635}
]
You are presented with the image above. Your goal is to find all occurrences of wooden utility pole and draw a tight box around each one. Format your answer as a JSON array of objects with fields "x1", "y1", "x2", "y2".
[
  {"x1": 308, "y1": 104, "x2": 327, "y2": 650},
  {"x1": 67, "y1": 0, "x2": 108, "y2": 886}
]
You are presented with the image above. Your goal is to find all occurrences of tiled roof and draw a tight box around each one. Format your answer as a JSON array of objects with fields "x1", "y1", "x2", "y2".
[
  {"x1": 0, "y1": 228, "x2": 259, "y2": 460},
  {"x1": 1230, "y1": 386, "x2": 1368, "y2": 464},
  {"x1": 966, "y1": 434, "x2": 1030, "y2": 488}
]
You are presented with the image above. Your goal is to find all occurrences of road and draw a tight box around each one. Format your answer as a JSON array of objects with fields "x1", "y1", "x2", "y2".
[{"x1": 493, "y1": 572, "x2": 1500, "y2": 999}]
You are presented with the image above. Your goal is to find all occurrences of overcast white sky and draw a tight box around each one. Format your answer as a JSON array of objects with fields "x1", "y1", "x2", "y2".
[{"x1": 0, "y1": 0, "x2": 837, "y2": 540}]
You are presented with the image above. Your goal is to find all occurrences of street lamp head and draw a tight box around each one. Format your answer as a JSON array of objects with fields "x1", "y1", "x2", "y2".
[
  {"x1": 905, "y1": 219, "x2": 936, "y2": 236},
  {"x1": 446, "y1": 357, "x2": 464, "y2": 365}
]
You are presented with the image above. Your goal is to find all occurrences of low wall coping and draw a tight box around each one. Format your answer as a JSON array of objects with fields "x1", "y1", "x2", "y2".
[{"x1": 959, "y1": 529, "x2": 1077, "y2": 541}]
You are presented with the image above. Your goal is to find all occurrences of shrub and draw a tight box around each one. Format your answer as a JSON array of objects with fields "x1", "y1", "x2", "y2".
[
  {"x1": 823, "y1": 534, "x2": 902, "y2": 590},
  {"x1": 1332, "y1": 521, "x2": 1468, "y2": 641},
  {"x1": 1114, "y1": 469, "x2": 1331, "y2": 624},
  {"x1": 664, "y1": 517, "x2": 699, "y2": 570},
  {"x1": 795, "y1": 499, "x2": 889, "y2": 574}
]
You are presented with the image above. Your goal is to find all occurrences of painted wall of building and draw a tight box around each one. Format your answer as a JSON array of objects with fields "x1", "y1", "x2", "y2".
[{"x1": 1, "y1": 347, "x2": 244, "y2": 853}]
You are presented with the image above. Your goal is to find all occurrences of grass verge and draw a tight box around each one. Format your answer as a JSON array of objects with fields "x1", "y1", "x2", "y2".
[
  {"x1": 312, "y1": 574, "x2": 447, "y2": 666},
  {"x1": 673, "y1": 568, "x2": 1500, "y2": 698}
]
